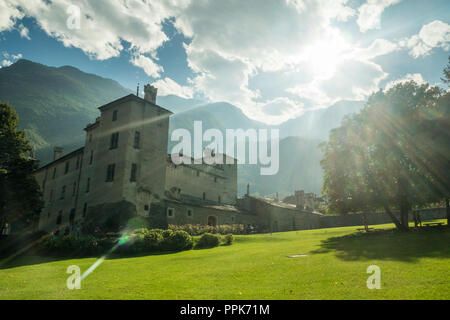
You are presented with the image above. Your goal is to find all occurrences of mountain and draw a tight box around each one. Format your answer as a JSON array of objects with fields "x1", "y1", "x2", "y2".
[
  {"x1": 165, "y1": 102, "x2": 271, "y2": 152},
  {"x1": 1, "y1": 59, "x2": 364, "y2": 196},
  {"x1": 0, "y1": 59, "x2": 131, "y2": 163},
  {"x1": 280, "y1": 100, "x2": 365, "y2": 140},
  {"x1": 237, "y1": 136, "x2": 324, "y2": 197},
  {"x1": 156, "y1": 94, "x2": 205, "y2": 113}
]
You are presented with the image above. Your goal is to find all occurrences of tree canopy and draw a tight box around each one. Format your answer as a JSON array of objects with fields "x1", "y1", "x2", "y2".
[
  {"x1": 320, "y1": 80, "x2": 450, "y2": 231},
  {"x1": 0, "y1": 102, "x2": 43, "y2": 234}
]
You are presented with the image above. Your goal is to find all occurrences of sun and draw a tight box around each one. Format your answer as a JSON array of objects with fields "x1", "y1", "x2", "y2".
[{"x1": 304, "y1": 38, "x2": 349, "y2": 79}]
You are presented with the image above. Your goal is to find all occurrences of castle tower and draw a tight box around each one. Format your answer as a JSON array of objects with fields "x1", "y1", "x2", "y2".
[{"x1": 82, "y1": 86, "x2": 172, "y2": 217}]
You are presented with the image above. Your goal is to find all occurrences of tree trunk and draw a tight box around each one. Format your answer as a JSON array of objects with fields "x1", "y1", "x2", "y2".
[
  {"x1": 400, "y1": 199, "x2": 410, "y2": 230},
  {"x1": 384, "y1": 205, "x2": 407, "y2": 231},
  {"x1": 447, "y1": 198, "x2": 450, "y2": 227},
  {"x1": 398, "y1": 176, "x2": 410, "y2": 231},
  {"x1": 0, "y1": 216, "x2": 4, "y2": 235}
]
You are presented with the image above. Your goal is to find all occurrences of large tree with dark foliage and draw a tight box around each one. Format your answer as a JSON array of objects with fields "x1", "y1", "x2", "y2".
[
  {"x1": 441, "y1": 56, "x2": 450, "y2": 85},
  {"x1": 320, "y1": 79, "x2": 450, "y2": 231},
  {"x1": 0, "y1": 102, "x2": 42, "y2": 235}
]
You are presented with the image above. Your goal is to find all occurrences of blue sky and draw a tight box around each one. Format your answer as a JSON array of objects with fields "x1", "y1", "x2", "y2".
[{"x1": 0, "y1": 0, "x2": 449, "y2": 124}]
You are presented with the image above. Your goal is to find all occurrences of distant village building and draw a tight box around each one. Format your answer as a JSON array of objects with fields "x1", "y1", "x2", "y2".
[{"x1": 34, "y1": 86, "x2": 323, "y2": 234}]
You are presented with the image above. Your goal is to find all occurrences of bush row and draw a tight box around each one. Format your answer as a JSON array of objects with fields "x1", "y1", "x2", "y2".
[
  {"x1": 39, "y1": 228, "x2": 235, "y2": 256},
  {"x1": 40, "y1": 228, "x2": 194, "y2": 256},
  {"x1": 39, "y1": 235, "x2": 111, "y2": 256},
  {"x1": 194, "y1": 233, "x2": 233, "y2": 248},
  {"x1": 169, "y1": 224, "x2": 245, "y2": 236}
]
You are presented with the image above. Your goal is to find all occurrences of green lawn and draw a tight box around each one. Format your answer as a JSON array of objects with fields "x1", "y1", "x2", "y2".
[{"x1": 1, "y1": 221, "x2": 449, "y2": 300}]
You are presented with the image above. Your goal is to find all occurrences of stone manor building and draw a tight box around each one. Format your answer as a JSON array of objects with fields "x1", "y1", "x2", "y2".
[{"x1": 34, "y1": 85, "x2": 323, "y2": 234}]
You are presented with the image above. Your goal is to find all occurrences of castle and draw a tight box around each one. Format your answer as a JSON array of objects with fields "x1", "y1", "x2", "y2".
[{"x1": 34, "y1": 85, "x2": 324, "y2": 234}]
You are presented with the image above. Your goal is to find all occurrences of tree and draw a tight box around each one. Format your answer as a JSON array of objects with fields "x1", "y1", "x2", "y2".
[
  {"x1": 0, "y1": 102, "x2": 43, "y2": 235},
  {"x1": 320, "y1": 82, "x2": 449, "y2": 231}
]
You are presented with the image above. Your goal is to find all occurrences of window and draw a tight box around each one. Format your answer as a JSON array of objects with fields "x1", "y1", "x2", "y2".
[
  {"x1": 134, "y1": 131, "x2": 140, "y2": 149},
  {"x1": 144, "y1": 205, "x2": 149, "y2": 211},
  {"x1": 52, "y1": 167, "x2": 57, "y2": 179},
  {"x1": 203, "y1": 192, "x2": 206, "y2": 200},
  {"x1": 72, "y1": 182, "x2": 77, "y2": 197},
  {"x1": 86, "y1": 178, "x2": 90, "y2": 193},
  {"x1": 75, "y1": 156, "x2": 80, "y2": 169},
  {"x1": 89, "y1": 150, "x2": 93, "y2": 165},
  {"x1": 82, "y1": 203, "x2": 88, "y2": 218},
  {"x1": 110, "y1": 132, "x2": 119, "y2": 149},
  {"x1": 167, "y1": 208, "x2": 174, "y2": 218},
  {"x1": 214, "y1": 177, "x2": 217, "y2": 183},
  {"x1": 218, "y1": 195, "x2": 221, "y2": 204},
  {"x1": 64, "y1": 161, "x2": 69, "y2": 174},
  {"x1": 187, "y1": 209, "x2": 193, "y2": 217},
  {"x1": 106, "y1": 164, "x2": 116, "y2": 182},
  {"x1": 60, "y1": 186, "x2": 66, "y2": 200},
  {"x1": 130, "y1": 163, "x2": 137, "y2": 182},
  {"x1": 112, "y1": 110, "x2": 118, "y2": 121},
  {"x1": 89, "y1": 134, "x2": 92, "y2": 143},
  {"x1": 49, "y1": 189, "x2": 54, "y2": 202}
]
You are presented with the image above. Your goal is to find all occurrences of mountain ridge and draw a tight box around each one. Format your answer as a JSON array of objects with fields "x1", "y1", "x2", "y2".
[{"x1": 0, "y1": 59, "x2": 366, "y2": 196}]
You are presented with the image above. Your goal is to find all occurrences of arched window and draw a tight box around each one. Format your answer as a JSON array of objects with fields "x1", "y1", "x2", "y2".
[{"x1": 207, "y1": 216, "x2": 217, "y2": 227}]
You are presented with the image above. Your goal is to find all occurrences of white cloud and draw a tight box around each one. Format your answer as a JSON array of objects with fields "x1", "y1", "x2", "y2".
[
  {"x1": 131, "y1": 54, "x2": 163, "y2": 78},
  {"x1": 152, "y1": 77, "x2": 194, "y2": 99},
  {"x1": 0, "y1": 52, "x2": 22, "y2": 68},
  {"x1": 0, "y1": 1, "x2": 24, "y2": 32},
  {"x1": 352, "y1": 39, "x2": 399, "y2": 60},
  {"x1": 357, "y1": 0, "x2": 401, "y2": 33},
  {"x1": 3, "y1": 0, "x2": 183, "y2": 60},
  {"x1": 401, "y1": 20, "x2": 450, "y2": 58},
  {"x1": 1, "y1": 60, "x2": 13, "y2": 67},
  {"x1": 385, "y1": 73, "x2": 426, "y2": 90},
  {"x1": 18, "y1": 23, "x2": 30, "y2": 39},
  {"x1": 287, "y1": 59, "x2": 388, "y2": 107},
  {"x1": 172, "y1": 0, "x2": 370, "y2": 122}
]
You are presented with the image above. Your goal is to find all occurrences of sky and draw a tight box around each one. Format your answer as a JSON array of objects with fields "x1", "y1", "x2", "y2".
[{"x1": 0, "y1": 0, "x2": 449, "y2": 124}]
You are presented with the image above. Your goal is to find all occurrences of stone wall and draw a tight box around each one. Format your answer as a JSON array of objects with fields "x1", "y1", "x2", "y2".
[
  {"x1": 236, "y1": 196, "x2": 323, "y2": 233},
  {"x1": 163, "y1": 199, "x2": 258, "y2": 227},
  {"x1": 318, "y1": 207, "x2": 447, "y2": 229}
]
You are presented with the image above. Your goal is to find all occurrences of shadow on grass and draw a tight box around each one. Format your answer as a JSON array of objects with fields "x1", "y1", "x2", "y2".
[
  {"x1": 0, "y1": 248, "x2": 188, "y2": 270},
  {"x1": 310, "y1": 226, "x2": 450, "y2": 262}
]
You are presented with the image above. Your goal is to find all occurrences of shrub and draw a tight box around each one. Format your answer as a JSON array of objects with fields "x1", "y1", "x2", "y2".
[
  {"x1": 143, "y1": 229, "x2": 164, "y2": 251},
  {"x1": 161, "y1": 230, "x2": 193, "y2": 251},
  {"x1": 169, "y1": 224, "x2": 245, "y2": 236},
  {"x1": 40, "y1": 235, "x2": 99, "y2": 256},
  {"x1": 224, "y1": 233, "x2": 233, "y2": 245},
  {"x1": 195, "y1": 233, "x2": 220, "y2": 249}
]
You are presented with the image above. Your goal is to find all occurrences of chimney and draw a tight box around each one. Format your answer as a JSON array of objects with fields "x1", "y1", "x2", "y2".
[
  {"x1": 295, "y1": 190, "x2": 305, "y2": 209},
  {"x1": 144, "y1": 84, "x2": 158, "y2": 104},
  {"x1": 53, "y1": 147, "x2": 63, "y2": 161}
]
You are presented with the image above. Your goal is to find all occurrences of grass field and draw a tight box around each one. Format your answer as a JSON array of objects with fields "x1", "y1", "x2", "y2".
[{"x1": 0, "y1": 221, "x2": 449, "y2": 300}]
